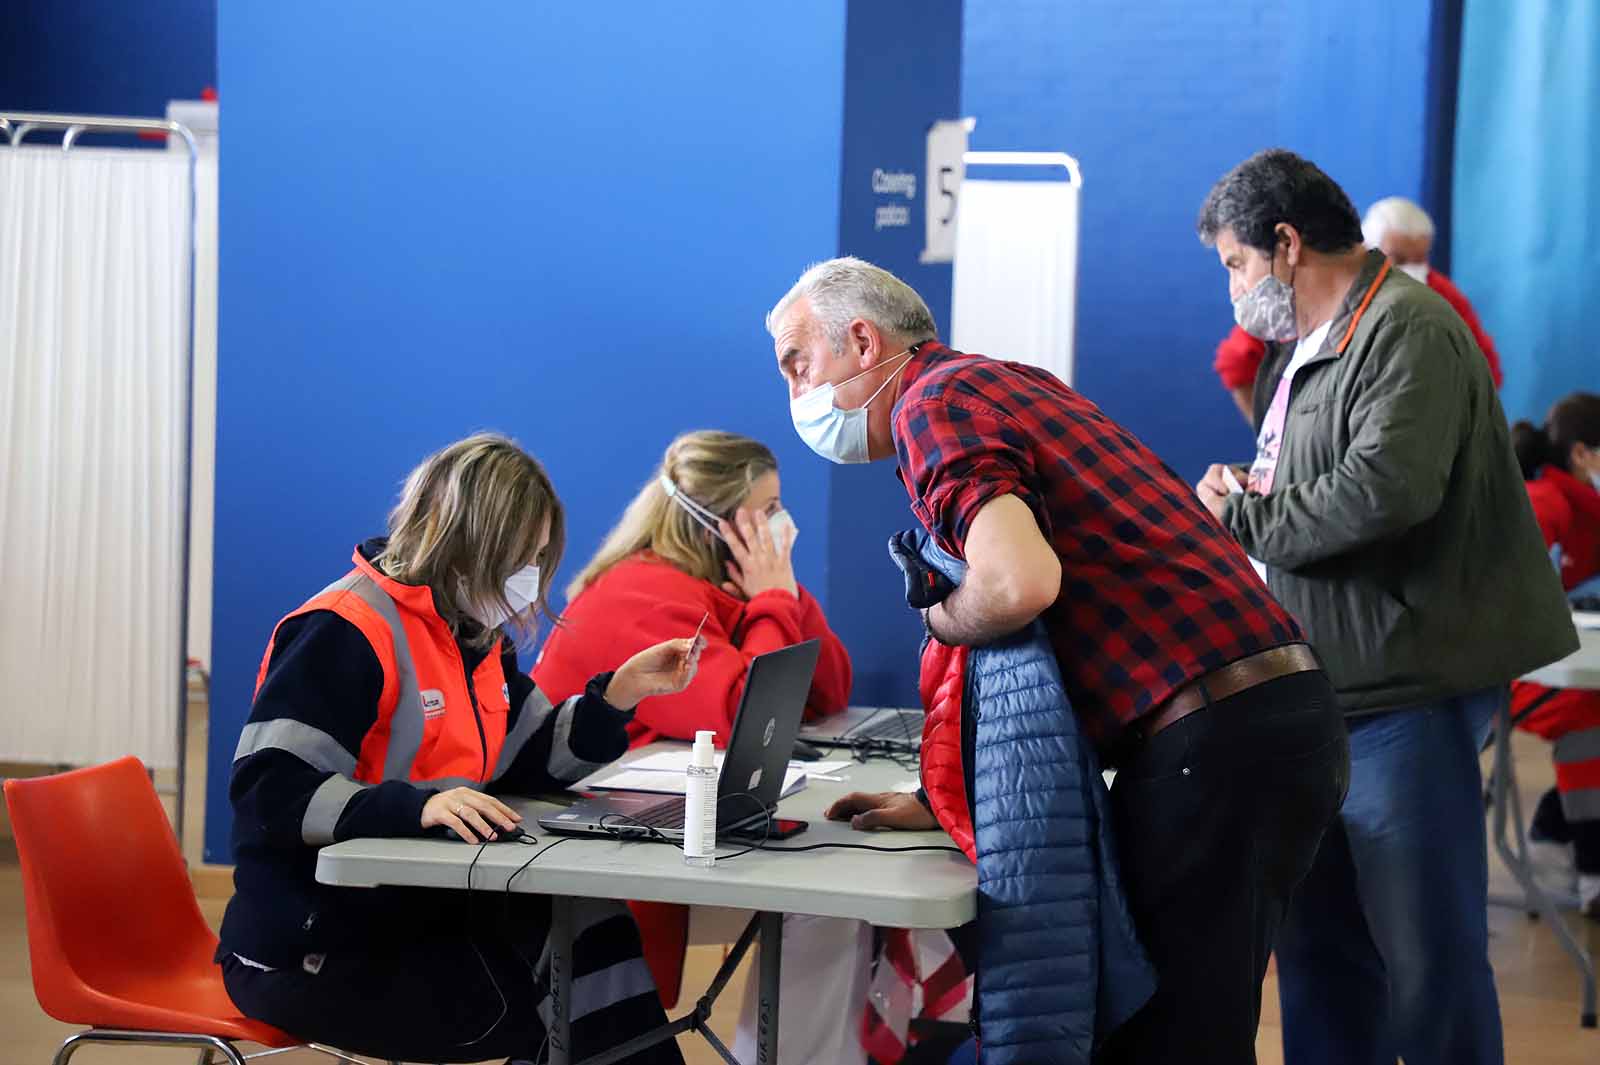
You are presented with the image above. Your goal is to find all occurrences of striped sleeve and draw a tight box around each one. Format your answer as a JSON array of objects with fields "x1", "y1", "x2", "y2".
[
  {"x1": 490, "y1": 653, "x2": 636, "y2": 793},
  {"x1": 229, "y1": 611, "x2": 433, "y2": 851}
]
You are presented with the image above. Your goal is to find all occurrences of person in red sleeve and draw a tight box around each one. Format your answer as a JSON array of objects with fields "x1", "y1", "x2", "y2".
[
  {"x1": 535, "y1": 429, "x2": 850, "y2": 747},
  {"x1": 1511, "y1": 394, "x2": 1600, "y2": 918},
  {"x1": 1213, "y1": 195, "x2": 1503, "y2": 422},
  {"x1": 533, "y1": 429, "x2": 863, "y2": 1065}
]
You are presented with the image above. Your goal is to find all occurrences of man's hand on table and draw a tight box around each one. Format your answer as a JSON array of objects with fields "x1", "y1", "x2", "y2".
[{"x1": 825, "y1": 791, "x2": 939, "y2": 832}]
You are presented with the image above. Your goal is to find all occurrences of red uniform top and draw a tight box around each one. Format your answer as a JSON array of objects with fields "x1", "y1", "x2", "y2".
[
  {"x1": 532, "y1": 552, "x2": 851, "y2": 748},
  {"x1": 1525, "y1": 466, "x2": 1600, "y2": 596},
  {"x1": 1512, "y1": 467, "x2": 1600, "y2": 763},
  {"x1": 1213, "y1": 267, "x2": 1504, "y2": 392}
]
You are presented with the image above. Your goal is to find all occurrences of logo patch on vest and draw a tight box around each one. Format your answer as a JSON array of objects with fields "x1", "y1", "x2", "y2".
[
  {"x1": 502, "y1": 683, "x2": 511, "y2": 705},
  {"x1": 421, "y1": 689, "x2": 446, "y2": 719}
]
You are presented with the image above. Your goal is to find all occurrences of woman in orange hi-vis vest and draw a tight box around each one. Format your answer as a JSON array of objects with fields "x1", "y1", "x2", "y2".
[{"x1": 217, "y1": 433, "x2": 701, "y2": 1065}]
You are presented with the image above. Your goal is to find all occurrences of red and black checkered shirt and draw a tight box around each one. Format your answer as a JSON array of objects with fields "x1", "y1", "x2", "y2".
[{"x1": 893, "y1": 343, "x2": 1304, "y2": 750}]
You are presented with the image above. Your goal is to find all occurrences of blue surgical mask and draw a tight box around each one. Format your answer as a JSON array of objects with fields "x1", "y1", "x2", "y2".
[{"x1": 789, "y1": 348, "x2": 915, "y2": 464}]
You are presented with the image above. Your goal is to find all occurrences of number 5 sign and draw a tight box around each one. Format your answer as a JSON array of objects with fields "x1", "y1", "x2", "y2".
[{"x1": 921, "y1": 118, "x2": 975, "y2": 264}]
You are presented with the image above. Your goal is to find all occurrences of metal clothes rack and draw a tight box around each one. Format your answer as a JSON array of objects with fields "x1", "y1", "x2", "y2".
[{"x1": 1, "y1": 112, "x2": 200, "y2": 852}]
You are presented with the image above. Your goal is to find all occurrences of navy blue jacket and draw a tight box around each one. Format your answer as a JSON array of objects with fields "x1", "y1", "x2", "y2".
[{"x1": 908, "y1": 532, "x2": 1155, "y2": 1064}]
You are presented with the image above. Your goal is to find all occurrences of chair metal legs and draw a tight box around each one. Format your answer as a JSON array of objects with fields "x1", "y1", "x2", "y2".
[
  {"x1": 52, "y1": 1030, "x2": 248, "y2": 1065},
  {"x1": 53, "y1": 1027, "x2": 428, "y2": 1065}
]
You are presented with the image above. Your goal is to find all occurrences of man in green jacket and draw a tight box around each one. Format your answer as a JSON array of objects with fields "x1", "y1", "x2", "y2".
[{"x1": 1194, "y1": 149, "x2": 1576, "y2": 1065}]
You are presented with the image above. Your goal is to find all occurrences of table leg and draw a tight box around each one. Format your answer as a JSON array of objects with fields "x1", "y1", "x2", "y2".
[
  {"x1": 1490, "y1": 698, "x2": 1598, "y2": 1027},
  {"x1": 549, "y1": 894, "x2": 574, "y2": 1065},
  {"x1": 757, "y1": 911, "x2": 782, "y2": 1064}
]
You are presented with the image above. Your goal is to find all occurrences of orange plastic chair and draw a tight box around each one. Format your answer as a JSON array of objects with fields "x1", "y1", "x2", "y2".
[{"x1": 3, "y1": 757, "x2": 299, "y2": 1065}]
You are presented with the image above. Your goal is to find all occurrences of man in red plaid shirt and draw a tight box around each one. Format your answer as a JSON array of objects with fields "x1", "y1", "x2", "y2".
[{"x1": 769, "y1": 257, "x2": 1349, "y2": 1061}]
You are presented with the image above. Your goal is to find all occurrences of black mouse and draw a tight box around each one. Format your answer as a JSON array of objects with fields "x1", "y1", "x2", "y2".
[
  {"x1": 791, "y1": 739, "x2": 825, "y2": 762},
  {"x1": 425, "y1": 823, "x2": 534, "y2": 843},
  {"x1": 488, "y1": 825, "x2": 534, "y2": 843}
]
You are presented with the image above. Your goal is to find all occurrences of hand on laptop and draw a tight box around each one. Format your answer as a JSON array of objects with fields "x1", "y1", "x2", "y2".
[
  {"x1": 604, "y1": 636, "x2": 707, "y2": 710},
  {"x1": 825, "y1": 791, "x2": 938, "y2": 832}
]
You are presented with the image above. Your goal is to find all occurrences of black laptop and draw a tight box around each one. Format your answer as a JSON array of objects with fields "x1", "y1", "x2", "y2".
[{"x1": 539, "y1": 639, "x2": 821, "y2": 841}]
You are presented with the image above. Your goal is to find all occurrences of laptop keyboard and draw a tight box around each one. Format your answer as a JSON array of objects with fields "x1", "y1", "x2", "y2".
[
  {"x1": 630, "y1": 800, "x2": 686, "y2": 830},
  {"x1": 849, "y1": 709, "x2": 922, "y2": 743}
]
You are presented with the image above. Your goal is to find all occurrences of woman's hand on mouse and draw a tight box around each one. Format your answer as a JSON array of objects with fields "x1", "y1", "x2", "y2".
[
  {"x1": 719, "y1": 508, "x2": 798, "y2": 600},
  {"x1": 422, "y1": 786, "x2": 522, "y2": 843},
  {"x1": 605, "y1": 636, "x2": 706, "y2": 710}
]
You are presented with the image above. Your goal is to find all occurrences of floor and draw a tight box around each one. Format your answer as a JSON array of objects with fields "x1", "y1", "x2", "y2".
[{"x1": 2, "y1": 703, "x2": 1597, "y2": 1065}]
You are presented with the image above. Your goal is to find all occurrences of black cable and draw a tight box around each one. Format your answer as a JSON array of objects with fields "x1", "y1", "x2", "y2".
[
  {"x1": 712, "y1": 791, "x2": 775, "y2": 860},
  {"x1": 459, "y1": 837, "x2": 509, "y2": 1047},
  {"x1": 596, "y1": 810, "x2": 673, "y2": 843},
  {"x1": 501, "y1": 836, "x2": 577, "y2": 1065},
  {"x1": 455, "y1": 827, "x2": 551, "y2": 1050},
  {"x1": 731, "y1": 840, "x2": 963, "y2": 855}
]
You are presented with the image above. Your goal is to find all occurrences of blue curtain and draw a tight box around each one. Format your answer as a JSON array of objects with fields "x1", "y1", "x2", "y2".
[{"x1": 1454, "y1": 1, "x2": 1600, "y2": 423}]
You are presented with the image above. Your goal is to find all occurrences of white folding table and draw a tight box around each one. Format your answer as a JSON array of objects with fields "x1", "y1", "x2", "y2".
[{"x1": 316, "y1": 745, "x2": 975, "y2": 1064}]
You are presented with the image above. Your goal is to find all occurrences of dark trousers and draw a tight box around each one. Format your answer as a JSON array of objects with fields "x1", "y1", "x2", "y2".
[
  {"x1": 1534, "y1": 784, "x2": 1600, "y2": 873},
  {"x1": 1095, "y1": 669, "x2": 1350, "y2": 1064},
  {"x1": 222, "y1": 893, "x2": 682, "y2": 1065}
]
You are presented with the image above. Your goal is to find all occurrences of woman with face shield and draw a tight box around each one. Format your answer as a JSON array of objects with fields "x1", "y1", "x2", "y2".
[
  {"x1": 218, "y1": 433, "x2": 698, "y2": 1065},
  {"x1": 533, "y1": 429, "x2": 859, "y2": 1064}
]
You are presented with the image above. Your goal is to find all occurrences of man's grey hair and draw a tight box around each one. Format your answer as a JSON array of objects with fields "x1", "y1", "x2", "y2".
[
  {"x1": 766, "y1": 257, "x2": 938, "y2": 352},
  {"x1": 1362, "y1": 196, "x2": 1435, "y2": 248}
]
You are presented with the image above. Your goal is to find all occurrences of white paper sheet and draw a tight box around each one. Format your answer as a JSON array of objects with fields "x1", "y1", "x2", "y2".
[{"x1": 579, "y1": 763, "x2": 808, "y2": 799}]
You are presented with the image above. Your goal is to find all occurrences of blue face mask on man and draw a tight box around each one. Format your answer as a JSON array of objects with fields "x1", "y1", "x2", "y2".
[{"x1": 789, "y1": 348, "x2": 916, "y2": 464}]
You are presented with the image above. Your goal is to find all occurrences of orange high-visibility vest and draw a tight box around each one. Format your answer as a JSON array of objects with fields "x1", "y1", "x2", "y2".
[{"x1": 255, "y1": 548, "x2": 511, "y2": 788}]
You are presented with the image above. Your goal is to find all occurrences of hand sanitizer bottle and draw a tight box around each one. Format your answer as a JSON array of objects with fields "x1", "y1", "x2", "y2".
[{"x1": 683, "y1": 730, "x2": 718, "y2": 868}]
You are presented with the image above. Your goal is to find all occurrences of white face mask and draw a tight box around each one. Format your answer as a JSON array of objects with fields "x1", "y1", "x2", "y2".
[
  {"x1": 790, "y1": 348, "x2": 916, "y2": 464},
  {"x1": 466, "y1": 563, "x2": 540, "y2": 630},
  {"x1": 660, "y1": 475, "x2": 799, "y2": 548},
  {"x1": 767, "y1": 508, "x2": 799, "y2": 547},
  {"x1": 1398, "y1": 261, "x2": 1430, "y2": 283}
]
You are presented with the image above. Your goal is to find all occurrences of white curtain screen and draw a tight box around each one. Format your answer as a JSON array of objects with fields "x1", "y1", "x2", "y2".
[
  {"x1": 0, "y1": 145, "x2": 190, "y2": 769},
  {"x1": 951, "y1": 177, "x2": 1080, "y2": 386}
]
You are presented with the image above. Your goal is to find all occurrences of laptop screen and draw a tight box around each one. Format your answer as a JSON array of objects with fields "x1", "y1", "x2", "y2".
[{"x1": 713, "y1": 639, "x2": 820, "y2": 826}]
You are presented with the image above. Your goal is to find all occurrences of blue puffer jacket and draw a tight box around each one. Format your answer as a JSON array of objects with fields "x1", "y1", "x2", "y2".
[{"x1": 906, "y1": 531, "x2": 1155, "y2": 1064}]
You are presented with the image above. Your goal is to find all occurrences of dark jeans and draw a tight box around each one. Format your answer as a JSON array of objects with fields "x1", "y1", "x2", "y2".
[
  {"x1": 1274, "y1": 688, "x2": 1504, "y2": 1065},
  {"x1": 1096, "y1": 669, "x2": 1350, "y2": 1064},
  {"x1": 221, "y1": 894, "x2": 682, "y2": 1065}
]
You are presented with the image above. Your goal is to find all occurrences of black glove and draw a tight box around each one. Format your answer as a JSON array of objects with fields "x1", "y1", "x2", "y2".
[{"x1": 888, "y1": 530, "x2": 956, "y2": 609}]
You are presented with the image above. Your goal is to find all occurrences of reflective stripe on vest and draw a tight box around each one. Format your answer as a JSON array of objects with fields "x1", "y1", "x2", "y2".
[
  {"x1": 256, "y1": 563, "x2": 508, "y2": 788},
  {"x1": 312, "y1": 569, "x2": 430, "y2": 781}
]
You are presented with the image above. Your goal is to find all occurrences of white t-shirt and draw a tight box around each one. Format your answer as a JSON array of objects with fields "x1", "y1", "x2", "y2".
[{"x1": 1240, "y1": 320, "x2": 1334, "y2": 581}]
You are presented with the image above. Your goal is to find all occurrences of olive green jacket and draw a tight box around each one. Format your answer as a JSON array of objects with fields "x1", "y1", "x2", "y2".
[{"x1": 1225, "y1": 250, "x2": 1577, "y2": 712}]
